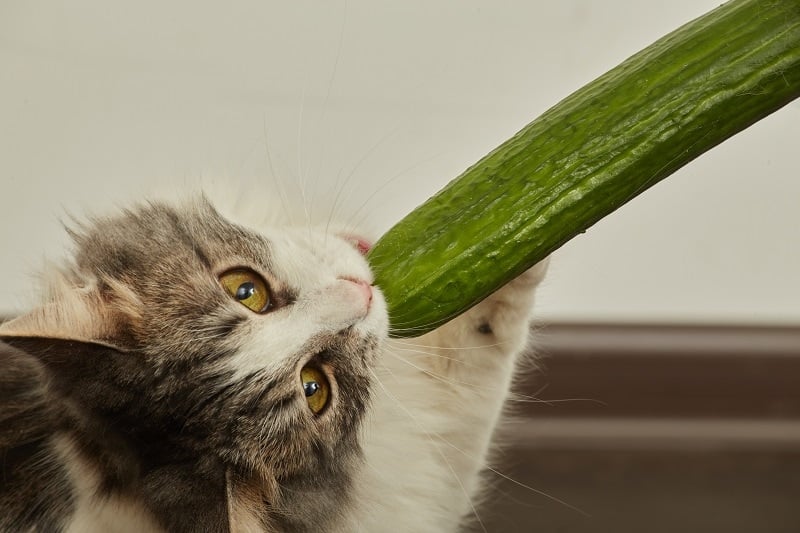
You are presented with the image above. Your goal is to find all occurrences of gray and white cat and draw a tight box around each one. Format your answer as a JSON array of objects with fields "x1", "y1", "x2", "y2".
[{"x1": 0, "y1": 195, "x2": 547, "y2": 532}]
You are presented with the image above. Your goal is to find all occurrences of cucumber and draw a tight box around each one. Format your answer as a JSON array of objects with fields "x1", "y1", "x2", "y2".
[{"x1": 367, "y1": 0, "x2": 800, "y2": 338}]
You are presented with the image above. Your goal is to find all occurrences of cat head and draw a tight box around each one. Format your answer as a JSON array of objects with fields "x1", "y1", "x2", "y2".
[{"x1": 0, "y1": 197, "x2": 388, "y2": 501}]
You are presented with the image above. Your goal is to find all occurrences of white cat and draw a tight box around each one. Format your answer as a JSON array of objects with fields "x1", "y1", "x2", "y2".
[{"x1": 0, "y1": 195, "x2": 546, "y2": 532}]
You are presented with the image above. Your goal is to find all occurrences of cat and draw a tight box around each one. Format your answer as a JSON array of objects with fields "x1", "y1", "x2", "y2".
[{"x1": 0, "y1": 195, "x2": 548, "y2": 532}]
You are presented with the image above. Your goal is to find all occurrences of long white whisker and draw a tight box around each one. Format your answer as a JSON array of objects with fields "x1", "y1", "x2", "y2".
[
  {"x1": 320, "y1": 0, "x2": 347, "y2": 116},
  {"x1": 392, "y1": 346, "x2": 606, "y2": 406},
  {"x1": 313, "y1": 0, "x2": 349, "y2": 227},
  {"x1": 295, "y1": 85, "x2": 313, "y2": 231},
  {"x1": 325, "y1": 122, "x2": 405, "y2": 234},
  {"x1": 262, "y1": 115, "x2": 292, "y2": 221},
  {"x1": 505, "y1": 394, "x2": 608, "y2": 407},
  {"x1": 394, "y1": 337, "x2": 511, "y2": 351},
  {"x1": 435, "y1": 432, "x2": 590, "y2": 517},
  {"x1": 344, "y1": 149, "x2": 450, "y2": 234},
  {"x1": 389, "y1": 351, "x2": 483, "y2": 389},
  {"x1": 391, "y1": 346, "x2": 486, "y2": 369}
]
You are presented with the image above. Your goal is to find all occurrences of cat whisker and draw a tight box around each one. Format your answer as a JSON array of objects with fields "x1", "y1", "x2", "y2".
[
  {"x1": 294, "y1": 84, "x2": 315, "y2": 233},
  {"x1": 386, "y1": 351, "x2": 502, "y2": 394},
  {"x1": 386, "y1": 307, "x2": 475, "y2": 333},
  {"x1": 433, "y1": 431, "x2": 590, "y2": 518},
  {"x1": 304, "y1": 0, "x2": 349, "y2": 235},
  {"x1": 393, "y1": 337, "x2": 512, "y2": 352},
  {"x1": 505, "y1": 394, "x2": 607, "y2": 407},
  {"x1": 385, "y1": 323, "x2": 446, "y2": 337},
  {"x1": 261, "y1": 116, "x2": 292, "y2": 222},
  {"x1": 343, "y1": 149, "x2": 450, "y2": 234},
  {"x1": 324, "y1": 123, "x2": 405, "y2": 237},
  {"x1": 370, "y1": 359, "x2": 585, "y2": 525},
  {"x1": 391, "y1": 346, "x2": 486, "y2": 369},
  {"x1": 393, "y1": 342, "x2": 606, "y2": 407}
]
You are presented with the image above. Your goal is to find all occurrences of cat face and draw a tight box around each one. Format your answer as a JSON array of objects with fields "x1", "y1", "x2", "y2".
[{"x1": 0, "y1": 198, "x2": 388, "y2": 501}]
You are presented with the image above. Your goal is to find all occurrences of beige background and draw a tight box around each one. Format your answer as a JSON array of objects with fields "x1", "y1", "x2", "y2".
[{"x1": 2, "y1": 0, "x2": 798, "y2": 324}]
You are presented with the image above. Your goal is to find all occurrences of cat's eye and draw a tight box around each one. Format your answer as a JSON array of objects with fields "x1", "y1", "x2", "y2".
[
  {"x1": 300, "y1": 366, "x2": 330, "y2": 415},
  {"x1": 219, "y1": 269, "x2": 270, "y2": 313}
]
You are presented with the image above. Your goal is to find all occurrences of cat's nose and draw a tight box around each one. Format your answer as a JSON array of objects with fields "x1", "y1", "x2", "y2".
[{"x1": 340, "y1": 277, "x2": 373, "y2": 309}]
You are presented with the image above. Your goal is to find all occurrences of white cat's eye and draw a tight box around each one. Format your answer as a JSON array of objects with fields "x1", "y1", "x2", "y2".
[
  {"x1": 300, "y1": 366, "x2": 330, "y2": 415},
  {"x1": 219, "y1": 269, "x2": 271, "y2": 313}
]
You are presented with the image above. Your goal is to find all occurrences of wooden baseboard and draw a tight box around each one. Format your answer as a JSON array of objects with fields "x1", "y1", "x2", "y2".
[
  {"x1": 480, "y1": 323, "x2": 800, "y2": 533},
  {"x1": 520, "y1": 322, "x2": 800, "y2": 420}
]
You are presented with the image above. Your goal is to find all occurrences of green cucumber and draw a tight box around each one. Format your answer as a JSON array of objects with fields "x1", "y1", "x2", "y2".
[{"x1": 367, "y1": 0, "x2": 800, "y2": 338}]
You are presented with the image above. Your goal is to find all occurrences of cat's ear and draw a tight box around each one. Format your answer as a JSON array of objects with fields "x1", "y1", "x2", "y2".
[
  {"x1": 0, "y1": 332, "x2": 139, "y2": 414},
  {"x1": 0, "y1": 314, "x2": 128, "y2": 389},
  {"x1": 0, "y1": 335, "x2": 124, "y2": 377},
  {"x1": 0, "y1": 272, "x2": 140, "y2": 353}
]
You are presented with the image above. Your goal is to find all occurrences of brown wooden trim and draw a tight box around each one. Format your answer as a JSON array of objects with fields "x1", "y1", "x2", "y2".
[
  {"x1": 532, "y1": 322, "x2": 800, "y2": 357},
  {"x1": 517, "y1": 323, "x2": 800, "y2": 421},
  {"x1": 486, "y1": 324, "x2": 800, "y2": 531},
  {"x1": 502, "y1": 418, "x2": 800, "y2": 451}
]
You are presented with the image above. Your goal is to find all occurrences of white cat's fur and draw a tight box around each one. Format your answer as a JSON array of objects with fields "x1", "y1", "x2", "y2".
[
  {"x1": 351, "y1": 271, "x2": 544, "y2": 531},
  {"x1": 213, "y1": 192, "x2": 547, "y2": 531},
  {"x1": 0, "y1": 187, "x2": 545, "y2": 532}
]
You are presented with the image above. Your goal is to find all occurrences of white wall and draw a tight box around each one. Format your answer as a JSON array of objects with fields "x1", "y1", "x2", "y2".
[{"x1": 2, "y1": 1, "x2": 798, "y2": 324}]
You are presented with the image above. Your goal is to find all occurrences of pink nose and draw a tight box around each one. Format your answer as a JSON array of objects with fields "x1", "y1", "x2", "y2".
[{"x1": 341, "y1": 277, "x2": 373, "y2": 307}]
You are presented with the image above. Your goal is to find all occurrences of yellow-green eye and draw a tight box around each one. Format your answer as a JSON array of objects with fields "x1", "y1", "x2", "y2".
[
  {"x1": 300, "y1": 366, "x2": 330, "y2": 415},
  {"x1": 219, "y1": 269, "x2": 270, "y2": 313}
]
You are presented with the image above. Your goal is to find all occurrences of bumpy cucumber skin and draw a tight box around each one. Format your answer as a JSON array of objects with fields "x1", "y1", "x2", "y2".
[{"x1": 368, "y1": 0, "x2": 800, "y2": 337}]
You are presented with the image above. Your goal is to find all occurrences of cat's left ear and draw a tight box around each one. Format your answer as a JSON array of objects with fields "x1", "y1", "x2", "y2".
[
  {"x1": 0, "y1": 279, "x2": 136, "y2": 393},
  {"x1": 0, "y1": 334, "x2": 128, "y2": 387},
  {"x1": 0, "y1": 275, "x2": 137, "y2": 353}
]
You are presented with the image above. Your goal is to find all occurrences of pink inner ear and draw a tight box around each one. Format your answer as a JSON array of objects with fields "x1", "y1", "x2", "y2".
[{"x1": 340, "y1": 234, "x2": 373, "y2": 256}]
